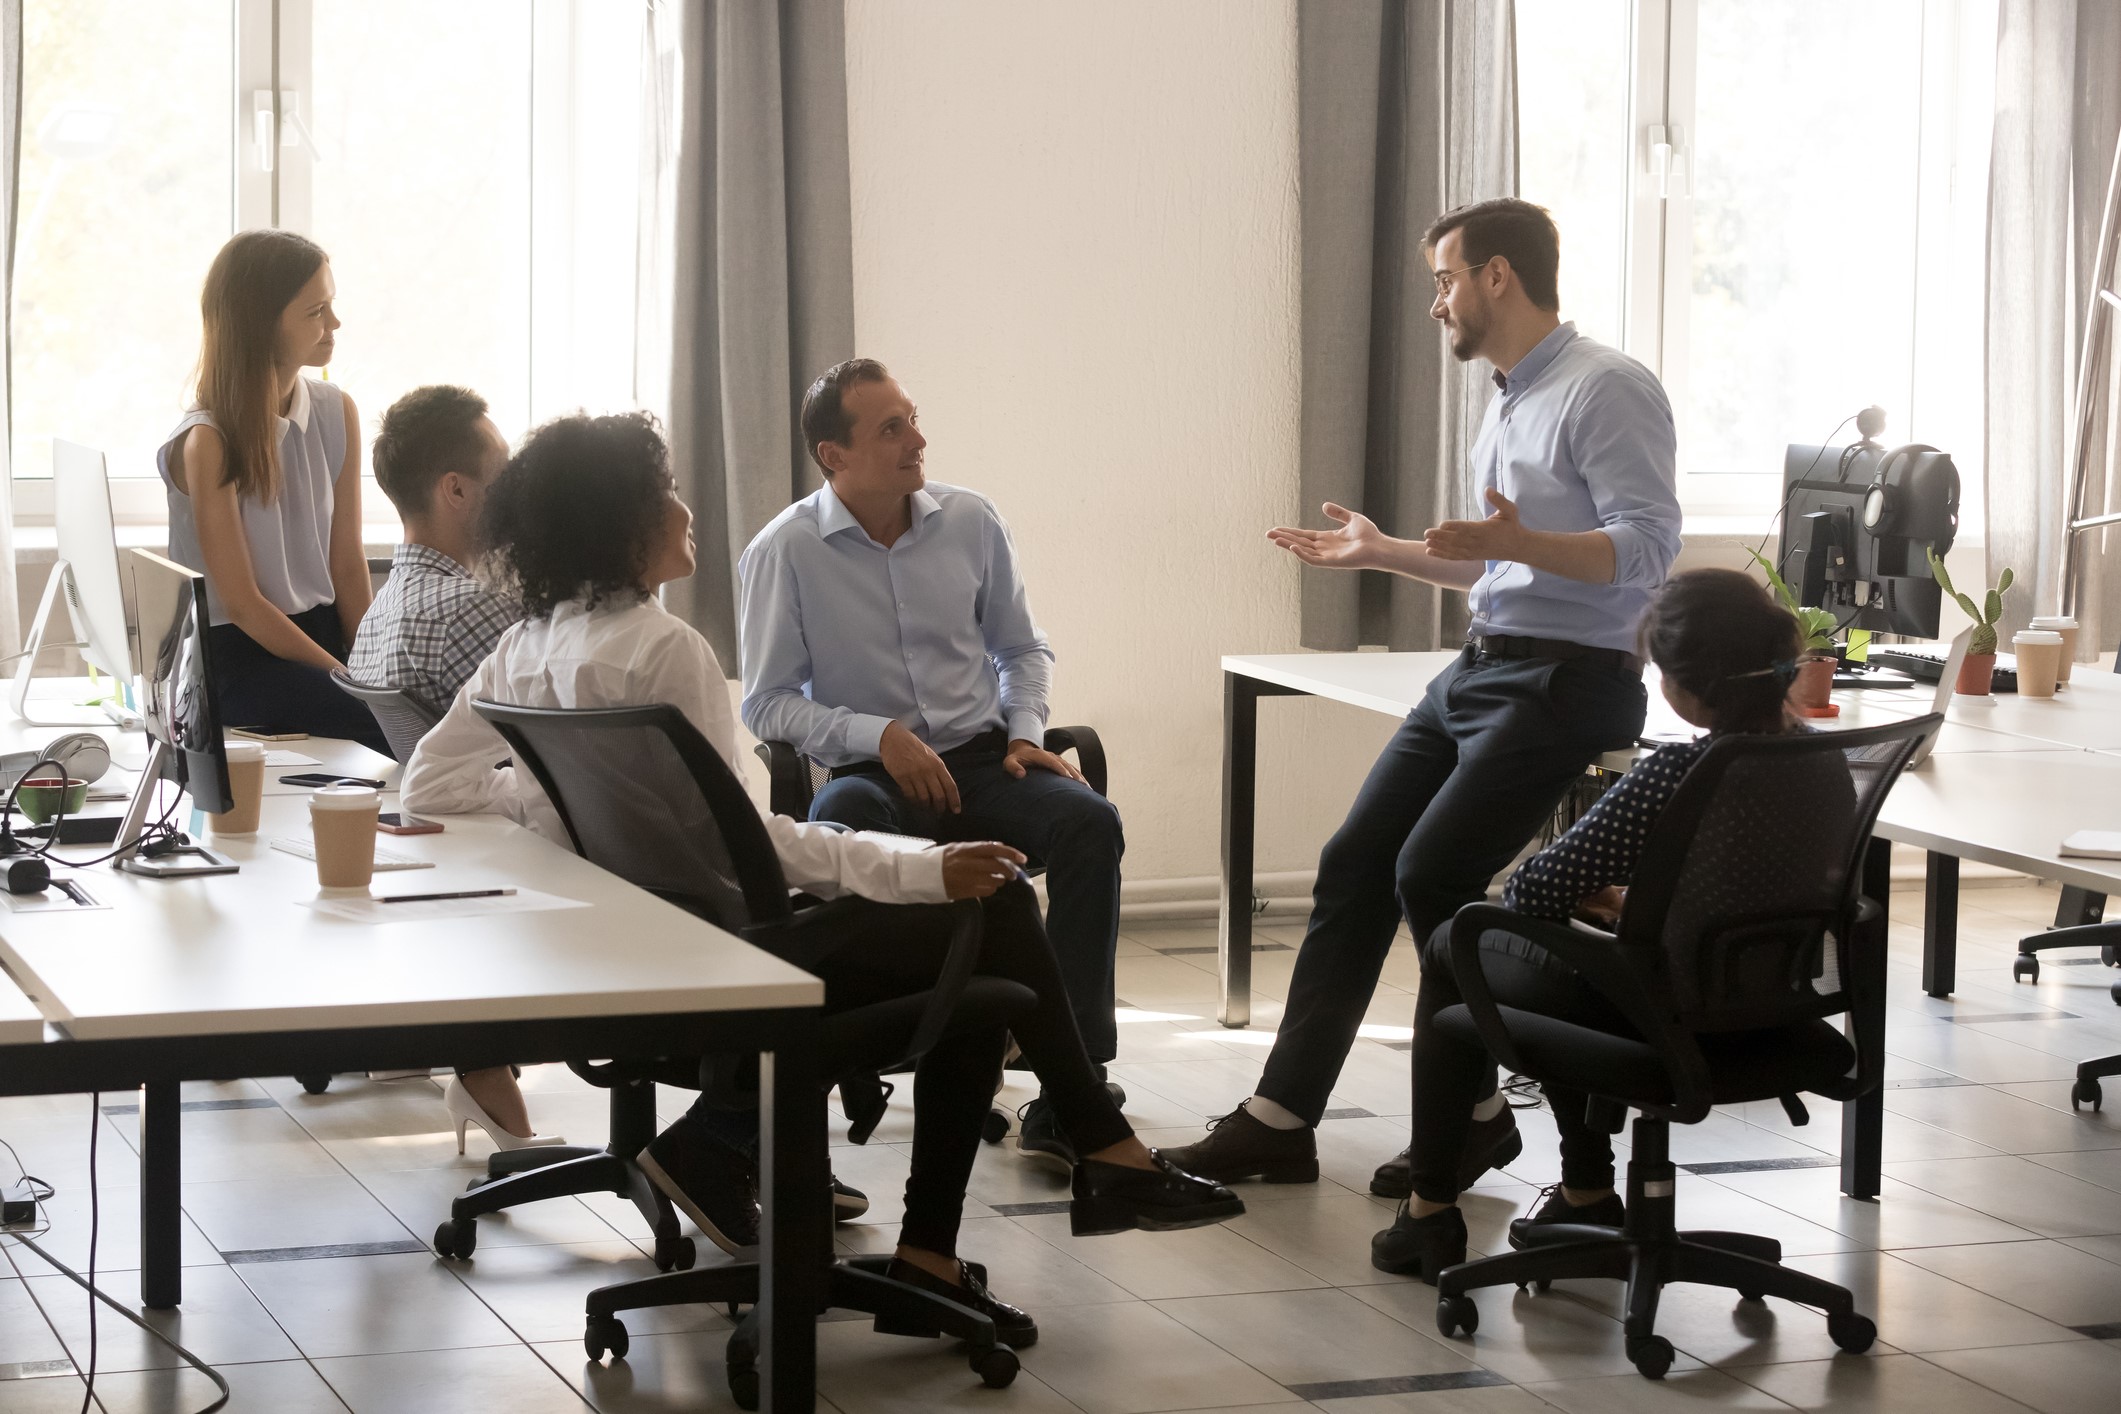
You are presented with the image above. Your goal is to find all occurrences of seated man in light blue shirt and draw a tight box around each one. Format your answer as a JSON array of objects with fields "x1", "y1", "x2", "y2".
[{"x1": 739, "y1": 359, "x2": 1125, "y2": 1168}]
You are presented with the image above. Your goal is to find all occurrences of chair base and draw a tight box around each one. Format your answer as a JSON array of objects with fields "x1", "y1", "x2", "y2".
[
  {"x1": 1433, "y1": 1118, "x2": 1876, "y2": 1379},
  {"x1": 583, "y1": 1253, "x2": 1019, "y2": 1409},
  {"x1": 2072, "y1": 1054, "x2": 2121, "y2": 1112},
  {"x1": 2010, "y1": 889, "x2": 2115, "y2": 986}
]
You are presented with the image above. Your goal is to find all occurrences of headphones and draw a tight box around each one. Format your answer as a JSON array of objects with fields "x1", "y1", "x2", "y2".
[
  {"x1": 0, "y1": 733, "x2": 113, "y2": 792},
  {"x1": 1861, "y1": 443, "x2": 1938, "y2": 538}
]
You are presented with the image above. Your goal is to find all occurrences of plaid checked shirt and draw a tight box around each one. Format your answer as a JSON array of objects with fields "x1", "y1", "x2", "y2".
[{"x1": 347, "y1": 543, "x2": 519, "y2": 715}]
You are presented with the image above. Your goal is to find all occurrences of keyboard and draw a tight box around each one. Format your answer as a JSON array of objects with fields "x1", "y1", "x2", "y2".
[{"x1": 1870, "y1": 646, "x2": 2018, "y2": 694}]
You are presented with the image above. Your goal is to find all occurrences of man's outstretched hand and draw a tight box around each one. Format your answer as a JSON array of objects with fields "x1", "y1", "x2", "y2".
[
  {"x1": 1266, "y1": 502, "x2": 1385, "y2": 571},
  {"x1": 1424, "y1": 488, "x2": 1525, "y2": 562},
  {"x1": 1004, "y1": 739, "x2": 1086, "y2": 784}
]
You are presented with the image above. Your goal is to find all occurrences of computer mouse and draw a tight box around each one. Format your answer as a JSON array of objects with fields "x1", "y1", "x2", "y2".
[{"x1": 5, "y1": 857, "x2": 51, "y2": 894}]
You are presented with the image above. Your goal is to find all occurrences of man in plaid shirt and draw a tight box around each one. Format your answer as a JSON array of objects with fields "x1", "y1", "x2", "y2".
[{"x1": 349, "y1": 386, "x2": 518, "y2": 715}]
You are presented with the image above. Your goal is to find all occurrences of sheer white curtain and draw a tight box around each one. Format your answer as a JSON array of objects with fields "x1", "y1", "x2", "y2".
[{"x1": 0, "y1": 0, "x2": 22, "y2": 660}]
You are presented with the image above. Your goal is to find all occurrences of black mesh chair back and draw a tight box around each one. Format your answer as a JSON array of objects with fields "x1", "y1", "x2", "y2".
[
  {"x1": 1613, "y1": 721, "x2": 1931, "y2": 1033},
  {"x1": 331, "y1": 669, "x2": 443, "y2": 763}
]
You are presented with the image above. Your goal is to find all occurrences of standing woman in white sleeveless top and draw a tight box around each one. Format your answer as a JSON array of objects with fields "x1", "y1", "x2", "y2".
[{"x1": 156, "y1": 230, "x2": 389, "y2": 754}]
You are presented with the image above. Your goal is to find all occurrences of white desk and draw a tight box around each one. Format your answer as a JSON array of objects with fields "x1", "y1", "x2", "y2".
[{"x1": 0, "y1": 963, "x2": 45, "y2": 1045}]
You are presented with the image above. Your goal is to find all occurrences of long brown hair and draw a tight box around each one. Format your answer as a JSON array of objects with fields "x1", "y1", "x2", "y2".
[{"x1": 194, "y1": 229, "x2": 329, "y2": 503}]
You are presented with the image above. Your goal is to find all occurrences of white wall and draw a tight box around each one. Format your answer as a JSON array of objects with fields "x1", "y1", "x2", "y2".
[{"x1": 843, "y1": 0, "x2": 1395, "y2": 885}]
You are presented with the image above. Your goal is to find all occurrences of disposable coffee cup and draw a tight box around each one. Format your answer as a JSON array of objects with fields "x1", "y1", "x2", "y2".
[
  {"x1": 309, "y1": 784, "x2": 381, "y2": 889},
  {"x1": 2013, "y1": 629, "x2": 2064, "y2": 699},
  {"x1": 208, "y1": 740, "x2": 266, "y2": 836},
  {"x1": 2029, "y1": 616, "x2": 2079, "y2": 686}
]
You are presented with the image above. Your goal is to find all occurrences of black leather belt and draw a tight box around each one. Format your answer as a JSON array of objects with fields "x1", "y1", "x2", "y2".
[{"x1": 1469, "y1": 634, "x2": 1643, "y2": 675}]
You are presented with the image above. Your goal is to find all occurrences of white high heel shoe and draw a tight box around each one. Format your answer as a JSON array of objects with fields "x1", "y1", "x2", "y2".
[{"x1": 443, "y1": 1077, "x2": 565, "y2": 1154}]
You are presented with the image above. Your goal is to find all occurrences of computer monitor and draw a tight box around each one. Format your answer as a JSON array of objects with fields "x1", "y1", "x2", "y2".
[
  {"x1": 1775, "y1": 441, "x2": 1961, "y2": 638},
  {"x1": 11, "y1": 440, "x2": 142, "y2": 727},
  {"x1": 113, "y1": 550, "x2": 238, "y2": 877}
]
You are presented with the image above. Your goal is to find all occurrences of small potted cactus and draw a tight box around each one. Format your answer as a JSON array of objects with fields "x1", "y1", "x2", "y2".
[
  {"x1": 1748, "y1": 550, "x2": 1839, "y2": 711},
  {"x1": 1927, "y1": 549, "x2": 2014, "y2": 695}
]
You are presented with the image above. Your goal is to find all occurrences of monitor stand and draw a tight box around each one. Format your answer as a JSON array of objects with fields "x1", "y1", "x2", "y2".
[
  {"x1": 111, "y1": 740, "x2": 237, "y2": 879},
  {"x1": 10, "y1": 560, "x2": 142, "y2": 729}
]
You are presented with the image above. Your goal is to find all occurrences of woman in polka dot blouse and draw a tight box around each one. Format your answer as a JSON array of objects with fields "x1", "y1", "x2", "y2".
[{"x1": 1373, "y1": 569, "x2": 1807, "y2": 1282}]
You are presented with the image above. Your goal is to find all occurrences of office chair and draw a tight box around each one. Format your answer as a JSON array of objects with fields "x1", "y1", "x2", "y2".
[
  {"x1": 758, "y1": 724, "x2": 1115, "y2": 1143},
  {"x1": 2011, "y1": 641, "x2": 2121, "y2": 1004},
  {"x1": 330, "y1": 669, "x2": 443, "y2": 765},
  {"x1": 1428, "y1": 715, "x2": 1937, "y2": 1380},
  {"x1": 470, "y1": 700, "x2": 1039, "y2": 1402}
]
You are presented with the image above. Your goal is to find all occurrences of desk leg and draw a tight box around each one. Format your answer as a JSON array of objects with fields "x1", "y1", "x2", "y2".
[
  {"x1": 1841, "y1": 838, "x2": 1892, "y2": 1200},
  {"x1": 759, "y1": 1012, "x2": 824, "y2": 1414},
  {"x1": 140, "y1": 1081, "x2": 182, "y2": 1308},
  {"x1": 1923, "y1": 852, "x2": 1958, "y2": 999},
  {"x1": 1219, "y1": 672, "x2": 1258, "y2": 1028}
]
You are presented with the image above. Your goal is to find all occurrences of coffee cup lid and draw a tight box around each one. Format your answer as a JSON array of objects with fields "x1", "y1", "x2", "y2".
[
  {"x1": 2029, "y1": 616, "x2": 2078, "y2": 629},
  {"x1": 2013, "y1": 630, "x2": 2065, "y2": 645},
  {"x1": 224, "y1": 740, "x2": 266, "y2": 763},
  {"x1": 309, "y1": 784, "x2": 380, "y2": 811}
]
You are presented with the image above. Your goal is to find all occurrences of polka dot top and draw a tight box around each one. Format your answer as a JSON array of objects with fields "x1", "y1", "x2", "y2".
[{"x1": 1503, "y1": 738, "x2": 1711, "y2": 921}]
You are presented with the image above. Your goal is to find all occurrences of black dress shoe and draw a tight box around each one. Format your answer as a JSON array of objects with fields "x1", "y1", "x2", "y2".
[
  {"x1": 1160, "y1": 1103, "x2": 1318, "y2": 1185},
  {"x1": 877, "y1": 1257, "x2": 1038, "y2": 1348},
  {"x1": 1507, "y1": 1183, "x2": 1625, "y2": 1248},
  {"x1": 1370, "y1": 1106, "x2": 1525, "y2": 1199},
  {"x1": 1017, "y1": 1096, "x2": 1079, "y2": 1171},
  {"x1": 1070, "y1": 1151, "x2": 1246, "y2": 1235},
  {"x1": 832, "y1": 1177, "x2": 869, "y2": 1222},
  {"x1": 1370, "y1": 1201, "x2": 1467, "y2": 1284},
  {"x1": 636, "y1": 1116, "x2": 760, "y2": 1255}
]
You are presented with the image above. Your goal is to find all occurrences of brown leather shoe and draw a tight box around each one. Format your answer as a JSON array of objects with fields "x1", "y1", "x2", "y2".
[
  {"x1": 1160, "y1": 1101, "x2": 1319, "y2": 1184},
  {"x1": 1369, "y1": 1105, "x2": 1524, "y2": 1199}
]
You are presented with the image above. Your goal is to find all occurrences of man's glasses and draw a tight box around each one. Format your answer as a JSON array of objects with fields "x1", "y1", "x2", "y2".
[{"x1": 1432, "y1": 260, "x2": 1493, "y2": 296}]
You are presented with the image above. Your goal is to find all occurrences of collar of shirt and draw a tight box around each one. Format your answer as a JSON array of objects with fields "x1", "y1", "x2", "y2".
[
  {"x1": 816, "y1": 479, "x2": 944, "y2": 546},
  {"x1": 277, "y1": 375, "x2": 313, "y2": 434},
  {"x1": 1491, "y1": 322, "x2": 1578, "y2": 397},
  {"x1": 391, "y1": 541, "x2": 475, "y2": 581}
]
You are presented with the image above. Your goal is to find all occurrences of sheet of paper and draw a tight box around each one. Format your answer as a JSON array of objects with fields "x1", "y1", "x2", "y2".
[
  {"x1": 263, "y1": 749, "x2": 323, "y2": 768},
  {"x1": 2060, "y1": 830, "x2": 2121, "y2": 860},
  {"x1": 270, "y1": 836, "x2": 435, "y2": 871},
  {"x1": 297, "y1": 886, "x2": 588, "y2": 924}
]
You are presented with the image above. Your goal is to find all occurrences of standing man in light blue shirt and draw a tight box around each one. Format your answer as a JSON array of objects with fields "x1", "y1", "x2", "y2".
[
  {"x1": 739, "y1": 359, "x2": 1125, "y2": 1168},
  {"x1": 1168, "y1": 200, "x2": 1682, "y2": 1273}
]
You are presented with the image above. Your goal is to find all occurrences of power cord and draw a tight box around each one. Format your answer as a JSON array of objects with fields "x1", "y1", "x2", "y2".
[{"x1": 1, "y1": 752, "x2": 187, "y2": 870}]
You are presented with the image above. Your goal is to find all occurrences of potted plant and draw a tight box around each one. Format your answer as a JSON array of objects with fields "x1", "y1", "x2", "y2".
[
  {"x1": 1748, "y1": 550, "x2": 1838, "y2": 711},
  {"x1": 1926, "y1": 549, "x2": 2014, "y2": 695}
]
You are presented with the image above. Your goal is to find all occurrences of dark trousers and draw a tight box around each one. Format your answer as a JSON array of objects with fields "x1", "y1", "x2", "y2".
[
  {"x1": 208, "y1": 603, "x2": 391, "y2": 757},
  {"x1": 810, "y1": 731, "x2": 1124, "y2": 1065},
  {"x1": 1256, "y1": 648, "x2": 1646, "y2": 1125},
  {"x1": 687, "y1": 881, "x2": 1130, "y2": 1257},
  {"x1": 1409, "y1": 921, "x2": 1630, "y2": 1204}
]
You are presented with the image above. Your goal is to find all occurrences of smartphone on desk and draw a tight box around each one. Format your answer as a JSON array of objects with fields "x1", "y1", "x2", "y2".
[
  {"x1": 278, "y1": 772, "x2": 387, "y2": 790},
  {"x1": 377, "y1": 812, "x2": 442, "y2": 836}
]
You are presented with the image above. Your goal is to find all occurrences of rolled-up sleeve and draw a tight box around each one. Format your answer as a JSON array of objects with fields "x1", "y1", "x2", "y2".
[
  {"x1": 1571, "y1": 369, "x2": 1681, "y2": 590},
  {"x1": 977, "y1": 507, "x2": 1053, "y2": 746},
  {"x1": 738, "y1": 531, "x2": 895, "y2": 761}
]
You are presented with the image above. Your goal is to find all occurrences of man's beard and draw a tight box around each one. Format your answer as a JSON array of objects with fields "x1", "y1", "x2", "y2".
[{"x1": 1446, "y1": 311, "x2": 1486, "y2": 362}]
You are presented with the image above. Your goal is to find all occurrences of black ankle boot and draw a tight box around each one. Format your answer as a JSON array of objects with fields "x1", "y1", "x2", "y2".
[{"x1": 1370, "y1": 1202, "x2": 1468, "y2": 1284}]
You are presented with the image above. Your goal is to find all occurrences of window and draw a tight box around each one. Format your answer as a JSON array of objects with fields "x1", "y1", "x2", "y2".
[
  {"x1": 10, "y1": 0, "x2": 643, "y2": 528},
  {"x1": 1516, "y1": 0, "x2": 1998, "y2": 528}
]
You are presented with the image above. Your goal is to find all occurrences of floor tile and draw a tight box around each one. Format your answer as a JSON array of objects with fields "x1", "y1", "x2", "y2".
[
  {"x1": 1880, "y1": 1154, "x2": 2121, "y2": 1239},
  {"x1": 108, "y1": 1107, "x2": 343, "y2": 1184},
  {"x1": 1882, "y1": 1085, "x2": 2121, "y2": 1155},
  {"x1": 1312, "y1": 1388, "x2": 1560, "y2": 1414},
  {"x1": 1732, "y1": 1351, "x2": 2035, "y2": 1412},
  {"x1": 5, "y1": 1185, "x2": 223, "y2": 1276},
  {"x1": 1891, "y1": 1239, "x2": 2121, "y2": 1326},
  {"x1": 313, "y1": 1342, "x2": 597, "y2": 1413},
  {"x1": 83, "y1": 1357, "x2": 356, "y2": 1413},
  {"x1": 1221, "y1": 1191, "x2": 1413, "y2": 1287},
  {"x1": 1519, "y1": 1366, "x2": 1790, "y2": 1412},
  {"x1": 1014, "y1": 1299, "x2": 1293, "y2": 1414},
  {"x1": 1925, "y1": 1338, "x2": 2121, "y2": 1414},
  {"x1": 1704, "y1": 1168, "x2": 2037, "y2": 1251},
  {"x1": 1011, "y1": 1211, "x2": 1330, "y2": 1300},
  {"x1": 1776, "y1": 1250, "x2": 2082, "y2": 1353},
  {"x1": 1559, "y1": 1279, "x2": 1900, "y2": 1369},
  {"x1": 1352, "y1": 1282, "x2": 1705, "y2": 1384},
  {"x1": 0, "y1": 1274, "x2": 72, "y2": 1371},
  {"x1": 235, "y1": 1251, "x2": 520, "y2": 1359},
  {"x1": 26, "y1": 1263, "x2": 301, "y2": 1372},
  {"x1": 815, "y1": 1318, "x2": 1084, "y2": 1412},
  {"x1": 355, "y1": 1166, "x2": 629, "y2": 1250},
  {"x1": 180, "y1": 1174, "x2": 416, "y2": 1255},
  {"x1": 536, "y1": 1328, "x2": 749, "y2": 1412},
  {"x1": 448, "y1": 1241, "x2": 730, "y2": 1345},
  {"x1": 1154, "y1": 1286, "x2": 1481, "y2": 1384}
]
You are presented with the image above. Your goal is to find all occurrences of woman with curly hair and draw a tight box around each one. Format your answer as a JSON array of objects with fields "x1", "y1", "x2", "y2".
[{"x1": 403, "y1": 411, "x2": 1240, "y2": 1344}]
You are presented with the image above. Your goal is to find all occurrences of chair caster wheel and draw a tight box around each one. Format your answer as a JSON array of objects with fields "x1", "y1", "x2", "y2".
[
  {"x1": 2110, "y1": 977, "x2": 2121, "y2": 1007},
  {"x1": 1828, "y1": 1310, "x2": 1877, "y2": 1353},
  {"x1": 1738, "y1": 1287, "x2": 1765, "y2": 1303},
  {"x1": 584, "y1": 1315, "x2": 629, "y2": 1362},
  {"x1": 2072, "y1": 1077, "x2": 2104, "y2": 1112},
  {"x1": 972, "y1": 1343, "x2": 1020, "y2": 1387},
  {"x1": 654, "y1": 1235, "x2": 696, "y2": 1272},
  {"x1": 433, "y1": 1218, "x2": 476, "y2": 1260},
  {"x1": 981, "y1": 1107, "x2": 1011, "y2": 1144},
  {"x1": 1105, "y1": 1080, "x2": 1128, "y2": 1108},
  {"x1": 727, "y1": 1362, "x2": 760, "y2": 1410},
  {"x1": 1436, "y1": 1294, "x2": 1479, "y2": 1338},
  {"x1": 2102, "y1": 944, "x2": 2119, "y2": 967},
  {"x1": 296, "y1": 1073, "x2": 331, "y2": 1095},
  {"x1": 2013, "y1": 956, "x2": 2038, "y2": 983},
  {"x1": 1627, "y1": 1333, "x2": 1674, "y2": 1379},
  {"x1": 1515, "y1": 1278, "x2": 1552, "y2": 1294}
]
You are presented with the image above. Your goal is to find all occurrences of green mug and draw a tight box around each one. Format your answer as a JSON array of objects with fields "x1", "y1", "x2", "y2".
[{"x1": 16, "y1": 776, "x2": 89, "y2": 825}]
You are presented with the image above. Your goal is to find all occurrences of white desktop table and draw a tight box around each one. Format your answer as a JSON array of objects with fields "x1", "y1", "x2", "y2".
[
  {"x1": 0, "y1": 768, "x2": 830, "y2": 1411},
  {"x1": 0, "y1": 966, "x2": 44, "y2": 1046},
  {"x1": 1219, "y1": 649, "x2": 2121, "y2": 1203}
]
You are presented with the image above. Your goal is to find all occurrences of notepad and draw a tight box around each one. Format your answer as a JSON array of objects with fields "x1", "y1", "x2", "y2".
[
  {"x1": 270, "y1": 836, "x2": 434, "y2": 871},
  {"x1": 2060, "y1": 831, "x2": 2121, "y2": 860},
  {"x1": 299, "y1": 887, "x2": 587, "y2": 924}
]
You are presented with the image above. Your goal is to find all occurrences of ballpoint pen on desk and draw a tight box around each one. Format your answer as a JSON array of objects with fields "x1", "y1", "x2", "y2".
[{"x1": 375, "y1": 888, "x2": 516, "y2": 905}]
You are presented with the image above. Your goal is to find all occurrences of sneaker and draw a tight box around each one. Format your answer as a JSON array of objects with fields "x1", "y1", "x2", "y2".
[
  {"x1": 832, "y1": 1177, "x2": 869, "y2": 1222},
  {"x1": 1069, "y1": 1150, "x2": 1246, "y2": 1236},
  {"x1": 636, "y1": 1116, "x2": 761, "y2": 1255},
  {"x1": 1507, "y1": 1183, "x2": 1625, "y2": 1249},
  {"x1": 1160, "y1": 1102, "x2": 1318, "y2": 1185},
  {"x1": 1370, "y1": 1201, "x2": 1468, "y2": 1284},
  {"x1": 1017, "y1": 1096, "x2": 1079, "y2": 1171},
  {"x1": 878, "y1": 1256, "x2": 1038, "y2": 1348},
  {"x1": 1370, "y1": 1105, "x2": 1525, "y2": 1199}
]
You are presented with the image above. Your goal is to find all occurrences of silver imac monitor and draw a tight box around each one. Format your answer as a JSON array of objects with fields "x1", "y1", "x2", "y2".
[{"x1": 11, "y1": 440, "x2": 142, "y2": 727}]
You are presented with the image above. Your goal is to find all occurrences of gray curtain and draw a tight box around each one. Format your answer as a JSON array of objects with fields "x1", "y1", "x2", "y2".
[
  {"x1": 1298, "y1": 0, "x2": 1516, "y2": 651},
  {"x1": 1985, "y1": 0, "x2": 2121, "y2": 648},
  {"x1": 656, "y1": 0, "x2": 856, "y2": 667},
  {"x1": 0, "y1": 0, "x2": 21, "y2": 659}
]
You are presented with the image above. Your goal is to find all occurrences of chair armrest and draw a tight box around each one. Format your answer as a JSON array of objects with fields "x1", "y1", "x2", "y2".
[
  {"x1": 1044, "y1": 725, "x2": 1108, "y2": 798},
  {"x1": 754, "y1": 739, "x2": 814, "y2": 819},
  {"x1": 1448, "y1": 902, "x2": 1715, "y2": 1122}
]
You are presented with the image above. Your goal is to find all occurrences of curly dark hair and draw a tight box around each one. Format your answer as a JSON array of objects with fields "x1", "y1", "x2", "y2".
[
  {"x1": 479, "y1": 410, "x2": 675, "y2": 619},
  {"x1": 1641, "y1": 568, "x2": 1803, "y2": 735}
]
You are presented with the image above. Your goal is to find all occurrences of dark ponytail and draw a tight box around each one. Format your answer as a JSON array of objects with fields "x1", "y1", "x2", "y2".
[{"x1": 1642, "y1": 569, "x2": 1804, "y2": 735}]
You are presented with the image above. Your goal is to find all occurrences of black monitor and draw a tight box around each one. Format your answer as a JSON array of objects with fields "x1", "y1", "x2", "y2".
[
  {"x1": 1776, "y1": 441, "x2": 1960, "y2": 639},
  {"x1": 114, "y1": 550, "x2": 238, "y2": 876}
]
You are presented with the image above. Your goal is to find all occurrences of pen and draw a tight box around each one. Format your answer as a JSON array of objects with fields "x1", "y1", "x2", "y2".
[{"x1": 375, "y1": 888, "x2": 517, "y2": 905}]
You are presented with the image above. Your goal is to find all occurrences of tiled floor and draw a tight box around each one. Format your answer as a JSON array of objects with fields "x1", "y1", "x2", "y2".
[{"x1": 5, "y1": 877, "x2": 2121, "y2": 1411}]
